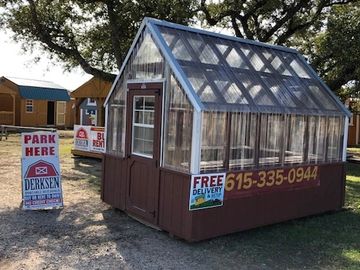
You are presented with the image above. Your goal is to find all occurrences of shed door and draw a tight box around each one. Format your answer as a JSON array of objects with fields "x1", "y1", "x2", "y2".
[
  {"x1": 47, "y1": 101, "x2": 55, "y2": 125},
  {"x1": 125, "y1": 83, "x2": 162, "y2": 224}
]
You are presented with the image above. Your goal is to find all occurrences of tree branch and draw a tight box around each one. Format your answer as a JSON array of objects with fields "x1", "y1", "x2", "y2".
[
  {"x1": 231, "y1": 14, "x2": 243, "y2": 38},
  {"x1": 27, "y1": 0, "x2": 115, "y2": 81},
  {"x1": 199, "y1": 0, "x2": 233, "y2": 26},
  {"x1": 261, "y1": 0, "x2": 309, "y2": 42},
  {"x1": 105, "y1": 0, "x2": 123, "y2": 69}
]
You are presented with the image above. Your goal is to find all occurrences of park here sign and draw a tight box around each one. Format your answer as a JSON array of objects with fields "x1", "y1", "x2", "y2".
[{"x1": 21, "y1": 132, "x2": 64, "y2": 210}]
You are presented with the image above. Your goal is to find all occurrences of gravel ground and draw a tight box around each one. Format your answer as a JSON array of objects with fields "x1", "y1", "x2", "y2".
[{"x1": 1, "y1": 133, "x2": 359, "y2": 270}]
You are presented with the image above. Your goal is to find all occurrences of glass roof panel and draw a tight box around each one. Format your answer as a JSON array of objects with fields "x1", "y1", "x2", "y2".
[
  {"x1": 260, "y1": 74, "x2": 297, "y2": 108},
  {"x1": 261, "y1": 49, "x2": 292, "y2": 76},
  {"x1": 156, "y1": 24, "x2": 345, "y2": 115},
  {"x1": 282, "y1": 77, "x2": 318, "y2": 109},
  {"x1": 237, "y1": 72, "x2": 275, "y2": 106},
  {"x1": 161, "y1": 29, "x2": 193, "y2": 61},
  {"x1": 183, "y1": 66, "x2": 219, "y2": 103},
  {"x1": 280, "y1": 52, "x2": 311, "y2": 78},
  {"x1": 306, "y1": 82, "x2": 337, "y2": 110},
  {"x1": 187, "y1": 35, "x2": 219, "y2": 65},
  {"x1": 212, "y1": 69, "x2": 248, "y2": 104},
  {"x1": 226, "y1": 48, "x2": 249, "y2": 69},
  {"x1": 239, "y1": 44, "x2": 271, "y2": 73}
]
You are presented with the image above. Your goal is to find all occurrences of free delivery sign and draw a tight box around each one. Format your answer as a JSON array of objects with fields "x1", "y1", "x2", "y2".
[
  {"x1": 21, "y1": 132, "x2": 64, "y2": 210},
  {"x1": 189, "y1": 173, "x2": 226, "y2": 211}
]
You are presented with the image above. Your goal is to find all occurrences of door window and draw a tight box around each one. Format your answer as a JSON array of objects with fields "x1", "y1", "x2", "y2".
[{"x1": 132, "y1": 96, "x2": 155, "y2": 158}]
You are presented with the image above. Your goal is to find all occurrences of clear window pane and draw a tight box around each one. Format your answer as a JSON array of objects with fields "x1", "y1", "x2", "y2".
[
  {"x1": 229, "y1": 113, "x2": 256, "y2": 169},
  {"x1": 284, "y1": 115, "x2": 306, "y2": 164},
  {"x1": 200, "y1": 111, "x2": 227, "y2": 172},
  {"x1": 259, "y1": 114, "x2": 283, "y2": 165},
  {"x1": 132, "y1": 96, "x2": 155, "y2": 158},
  {"x1": 108, "y1": 101, "x2": 126, "y2": 156},
  {"x1": 132, "y1": 31, "x2": 164, "y2": 79},
  {"x1": 308, "y1": 116, "x2": 326, "y2": 162},
  {"x1": 327, "y1": 117, "x2": 343, "y2": 161},
  {"x1": 163, "y1": 75, "x2": 193, "y2": 172}
]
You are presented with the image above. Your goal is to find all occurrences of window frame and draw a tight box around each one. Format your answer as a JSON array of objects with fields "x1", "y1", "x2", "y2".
[
  {"x1": 131, "y1": 95, "x2": 155, "y2": 159},
  {"x1": 25, "y1": 99, "x2": 34, "y2": 113},
  {"x1": 87, "y1": 98, "x2": 96, "y2": 106}
]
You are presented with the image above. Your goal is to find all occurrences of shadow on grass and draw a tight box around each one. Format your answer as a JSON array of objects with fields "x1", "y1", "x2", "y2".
[
  {"x1": 0, "y1": 202, "x2": 130, "y2": 269},
  {"x1": 102, "y1": 205, "x2": 359, "y2": 269},
  {"x1": 61, "y1": 156, "x2": 102, "y2": 193},
  {"x1": 0, "y1": 201, "x2": 359, "y2": 269}
]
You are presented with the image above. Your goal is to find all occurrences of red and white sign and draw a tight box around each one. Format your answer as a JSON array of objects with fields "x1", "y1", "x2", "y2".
[
  {"x1": 90, "y1": 127, "x2": 105, "y2": 153},
  {"x1": 22, "y1": 133, "x2": 58, "y2": 157},
  {"x1": 21, "y1": 132, "x2": 63, "y2": 210},
  {"x1": 74, "y1": 125, "x2": 91, "y2": 151},
  {"x1": 74, "y1": 125, "x2": 105, "y2": 153}
]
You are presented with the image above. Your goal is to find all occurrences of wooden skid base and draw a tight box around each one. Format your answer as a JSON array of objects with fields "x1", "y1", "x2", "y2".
[{"x1": 71, "y1": 149, "x2": 103, "y2": 159}]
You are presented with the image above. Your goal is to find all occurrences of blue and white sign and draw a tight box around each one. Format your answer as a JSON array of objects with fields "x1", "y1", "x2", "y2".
[{"x1": 189, "y1": 172, "x2": 226, "y2": 211}]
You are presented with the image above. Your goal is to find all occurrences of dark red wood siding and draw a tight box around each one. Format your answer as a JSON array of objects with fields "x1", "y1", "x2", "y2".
[
  {"x1": 102, "y1": 153, "x2": 127, "y2": 210},
  {"x1": 188, "y1": 162, "x2": 346, "y2": 241},
  {"x1": 102, "y1": 158, "x2": 346, "y2": 242},
  {"x1": 158, "y1": 168, "x2": 192, "y2": 239}
]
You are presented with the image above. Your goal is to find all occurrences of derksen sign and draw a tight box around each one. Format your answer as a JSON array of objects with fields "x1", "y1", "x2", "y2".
[{"x1": 21, "y1": 132, "x2": 64, "y2": 210}]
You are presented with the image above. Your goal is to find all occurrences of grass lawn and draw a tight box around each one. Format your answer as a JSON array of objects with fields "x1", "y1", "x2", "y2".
[{"x1": 348, "y1": 146, "x2": 360, "y2": 157}]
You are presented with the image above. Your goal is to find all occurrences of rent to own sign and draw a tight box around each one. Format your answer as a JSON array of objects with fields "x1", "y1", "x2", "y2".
[
  {"x1": 74, "y1": 125, "x2": 91, "y2": 151},
  {"x1": 89, "y1": 127, "x2": 105, "y2": 152},
  {"x1": 189, "y1": 173, "x2": 226, "y2": 211},
  {"x1": 74, "y1": 125, "x2": 105, "y2": 153},
  {"x1": 21, "y1": 132, "x2": 64, "y2": 210}
]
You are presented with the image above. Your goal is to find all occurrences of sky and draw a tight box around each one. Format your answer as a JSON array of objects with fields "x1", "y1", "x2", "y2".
[{"x1": 0, "y1": 29, "x2": 92, "y2": 91}]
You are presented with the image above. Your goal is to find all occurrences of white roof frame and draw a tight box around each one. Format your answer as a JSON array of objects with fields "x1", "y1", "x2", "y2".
[
  {"x1": 104, "y1": 17, "x2": 351, "y2": 117},
  {"x1": 104, "y1": 17, "x2": 203, "y2": 112}
]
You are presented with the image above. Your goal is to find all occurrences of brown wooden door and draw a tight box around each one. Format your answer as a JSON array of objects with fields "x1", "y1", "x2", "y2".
[{"x1": 125, "y1": 83, "x2": 162, "y2": 224}]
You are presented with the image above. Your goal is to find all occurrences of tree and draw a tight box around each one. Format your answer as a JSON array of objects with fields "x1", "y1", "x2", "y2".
[
  {"x1": 296, "y1": 2, "x2": 360, "y2": 97},
  {"x1": 1, "y1": 0, "x2": 358, "y2": 88},
  {"x1": 0, "y1": 0, "x2": 197, "y2": 81},
  {"x1": 198, "y1": 0, "x2": 356, "y2": 45}
]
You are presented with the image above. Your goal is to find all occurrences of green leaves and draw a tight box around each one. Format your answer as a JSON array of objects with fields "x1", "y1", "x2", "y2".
[
  {"x1": 299, "y1": 2, "x2": 360, "y2": 98},
  {"x1": 0, "y1": 0, "x2": 196, "y2": 81}
]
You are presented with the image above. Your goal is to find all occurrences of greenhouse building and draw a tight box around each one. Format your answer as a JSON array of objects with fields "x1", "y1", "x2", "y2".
[{"x1": 102, "y1": 18, "x2": 350, "y2": 241}]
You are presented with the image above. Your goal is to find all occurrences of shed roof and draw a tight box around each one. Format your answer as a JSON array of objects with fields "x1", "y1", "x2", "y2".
[
  {"x1": 106, "y1": 18, "x2": 350, "y2": 117},
  {"x1": 5, "y1": 77, "x2": 70, "y2": 101},
  {"x1": 71, "y1": 77, "x2": 112, "y2": 99}
]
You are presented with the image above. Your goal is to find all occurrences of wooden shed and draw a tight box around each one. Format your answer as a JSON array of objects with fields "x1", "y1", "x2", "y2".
[
  {"x1": 102, "y1": 18, "x2": 350, "y2": 242},
  {"x1": 0, "y1": 76, "x2": 73, "y2": 128},
  {"x1": 71, "y1": 77, "x2": 112, "y2": 127},
  {"x1": 345, "y1": 99, "x2": 358, "y2": 146}
]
